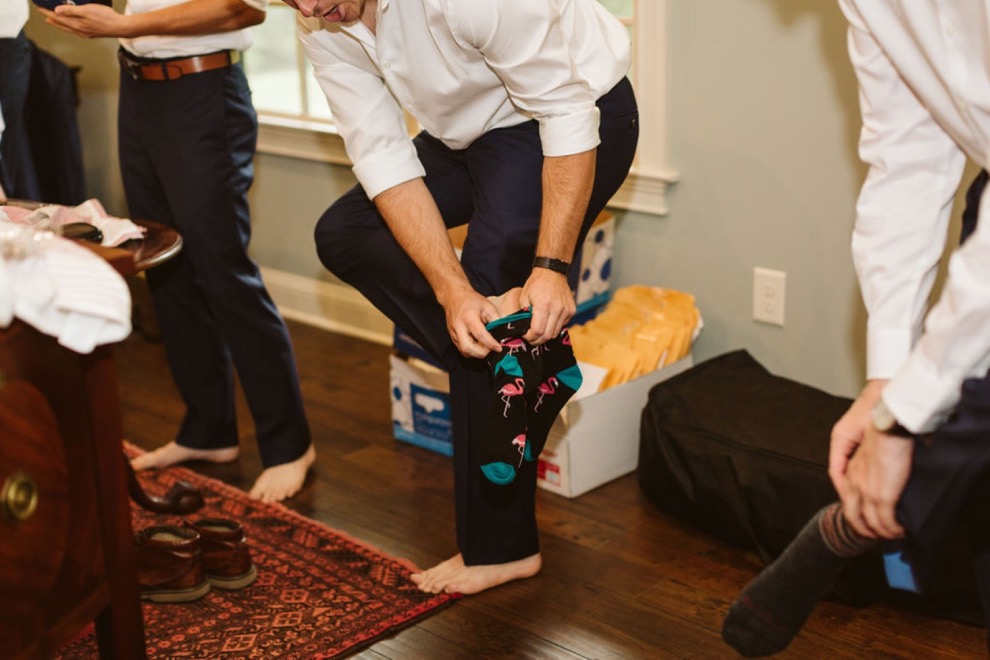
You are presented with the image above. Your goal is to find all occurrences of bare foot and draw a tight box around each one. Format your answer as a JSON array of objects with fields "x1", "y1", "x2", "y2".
[
  {"x1": 248, "y1": 444, "x2": 316, "y2": 503},
  {"x1": 131, "y1": 441, "x2": 239, "y2": 471},
  {"x1": 410, "y1": 552, "x2": 541, "y2": 595}
]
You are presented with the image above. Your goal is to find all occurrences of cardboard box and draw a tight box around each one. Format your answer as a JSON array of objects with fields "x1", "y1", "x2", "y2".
[
  {"x1": 389, "y1": 350, "x2": 695, "y2": 499},
  {"x1": 389, "y1": 353, "x2": 453, "y2": 456},
  {"x1": 574, "y1": 212, "x2": 614, "y2": 311},
  {"x1": 536, "y1": 355, "x2": 694, "y2": 498}
]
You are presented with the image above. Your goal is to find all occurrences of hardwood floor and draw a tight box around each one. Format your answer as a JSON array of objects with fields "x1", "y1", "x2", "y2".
[{"x1": 116, "y1": 319, "x2": 987, "y2": 659}]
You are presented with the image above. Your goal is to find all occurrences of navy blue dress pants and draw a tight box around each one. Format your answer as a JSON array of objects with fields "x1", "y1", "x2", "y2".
[
  {"x1": 0, "y1": 31, "x2": 40, "y2": 200},
  {"x1": 315, "y1": 78, "x2": 639, "y2": 564},
  {"x1": 118, "y1": 59, "x2": 310, "y2": 467},
  {"x1": 892, "y1": 169, "x2": 990, "y2": 634}
]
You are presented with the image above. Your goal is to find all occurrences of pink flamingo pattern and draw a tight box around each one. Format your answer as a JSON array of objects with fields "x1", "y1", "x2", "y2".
[
  {"x1": 499, "y1": 377, "x2": 526, "y2": 417},
  {"x1": 533, "y1": 376, "x2": 559, "y2": 412},
  {"x1": 511, "y1": 433, "x2": 527, "y2": 459},
  {"x1": 501, "y1": 337, "x2": 527, "y2": 354}
]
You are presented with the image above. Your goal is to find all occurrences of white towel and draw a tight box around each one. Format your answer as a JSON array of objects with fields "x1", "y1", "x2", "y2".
[{"x1": 0, "y1": 220, "x2": 131, "y2": 353}]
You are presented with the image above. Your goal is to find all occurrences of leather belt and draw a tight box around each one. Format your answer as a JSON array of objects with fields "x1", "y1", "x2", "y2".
[{"x1": 118, "y1": 48, "x2": 240, "y2": 82}]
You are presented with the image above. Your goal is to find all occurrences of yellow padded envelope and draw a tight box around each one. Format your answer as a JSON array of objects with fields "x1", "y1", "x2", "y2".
[{"x1": 567, "y1": 285, "x2": 701, "y2": 392}]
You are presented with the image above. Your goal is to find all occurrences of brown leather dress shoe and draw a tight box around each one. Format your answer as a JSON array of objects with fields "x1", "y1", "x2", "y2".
[
  {"x1": 183, "y1": 518, "x2": 257, "y2": 590},
  {"x1": 135, "y1": 525, "x2": 211, "y2": 603}
]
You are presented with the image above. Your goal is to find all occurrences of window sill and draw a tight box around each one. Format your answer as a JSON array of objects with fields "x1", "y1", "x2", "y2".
[
  {"x1": 257, "y1": 119, "x2": 676, "y2": 216},
  {"x1": 257, "y1": 117, "x2": 349, "y2": 166}
]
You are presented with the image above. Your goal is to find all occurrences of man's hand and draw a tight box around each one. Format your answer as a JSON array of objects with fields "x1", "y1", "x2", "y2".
[
  {"x1": 518, "y1": 267, "x2": 575, "y2": 345},
  {"x1": 829, "y1": 378, "x2": 911, "y2": 539},
  {"x1": 829, "y1": 379, "x2": 885, "y2": 488},
  {"x1": 443, "y1": 285, "x2": 501, "y2": 359},
  {"x1": 842, "y1": 426, "x2": 912, "y2": 539},
  {"x1": 42, "y1": 4, "x2": 126, "y2": 38}
]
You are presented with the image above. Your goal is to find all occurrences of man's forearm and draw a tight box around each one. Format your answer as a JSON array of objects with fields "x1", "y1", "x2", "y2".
[
  {"x1": 125, "y1": 0, "x2": 263, "y2": 36},
  {"x1": 48, "y1": 0, "x2": 263, "y2": 40},
  {"x1": 536, "y1": 149, "x2": 596, "y2": 264},
  {"x1": 373, "y1": 178, "x2": 472, "y2": 306}
]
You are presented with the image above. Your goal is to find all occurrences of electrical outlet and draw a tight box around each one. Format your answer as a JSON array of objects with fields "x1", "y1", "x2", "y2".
[{"x1": 753, "y1": 267, "x2": 786, "y2": 326}]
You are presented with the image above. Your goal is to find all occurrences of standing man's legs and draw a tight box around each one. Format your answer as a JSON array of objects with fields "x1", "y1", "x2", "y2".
[
  {"x1": 0, "y1": 31, "x2": 40, "y2": 200},
  {"x1": 316, "y1": 78, "x2": 638, "y2": 593},
  {"x1": 119, "y1": 63, "x2": 313, "y2": 502}
]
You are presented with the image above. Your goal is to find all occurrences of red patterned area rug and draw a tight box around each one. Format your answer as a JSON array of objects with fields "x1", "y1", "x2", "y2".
[{"x1": 55, "y1": 447, "x2": 456, "y2": 659}]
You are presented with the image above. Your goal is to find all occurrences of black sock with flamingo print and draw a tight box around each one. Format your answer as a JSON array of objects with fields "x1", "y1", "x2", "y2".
[
  {"x1": 523, "y1": 327, "x2": 582, "y2": 462},
  {"x1": 481, "y1": 310, "x2": 541, "y2": 485}
]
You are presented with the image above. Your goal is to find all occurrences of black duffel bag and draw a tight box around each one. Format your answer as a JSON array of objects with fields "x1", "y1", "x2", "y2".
[{"x1": 638, "y1": 349, "x2": 982, "y2": 620}]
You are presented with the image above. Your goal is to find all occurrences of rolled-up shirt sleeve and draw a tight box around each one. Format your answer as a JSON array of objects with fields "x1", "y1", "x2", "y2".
[
  {"x1": 841, "y1": 0, "x2": 990, "y2": 432},
  {"x1": 884, "y1": 191, "x2": 990, "y2": 432},
  {"x1": 842, "y1": 2, "x2": 966, "y2": 379},
  {"x1": 298, "y1": 17, "x2": 424, "y2": 199},
  {"x1": 448, "y1": 1, "x2": 601, "y2": 157}
]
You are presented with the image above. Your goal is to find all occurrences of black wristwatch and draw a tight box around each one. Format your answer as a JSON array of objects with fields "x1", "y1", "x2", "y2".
[{"x1": 532, "y1": 256, "x2": 570, "y2": 275}]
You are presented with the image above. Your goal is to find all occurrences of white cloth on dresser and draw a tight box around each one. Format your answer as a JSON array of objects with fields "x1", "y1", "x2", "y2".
[
  {"x1": 0, "y1": 209, "x2": 131, "y2": 353},
  {"x1": 24, "y1": 199, "x2": 147, "y2": 247}
]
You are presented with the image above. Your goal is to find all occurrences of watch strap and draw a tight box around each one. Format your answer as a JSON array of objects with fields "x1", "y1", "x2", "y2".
[{"x1": 532, "y1": 256, "x2": 571, "y2": 275}]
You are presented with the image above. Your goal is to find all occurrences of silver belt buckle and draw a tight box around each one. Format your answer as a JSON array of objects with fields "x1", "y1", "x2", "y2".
[{"x1": 118, "y1": 50, "x2": 143, "y2": 80}]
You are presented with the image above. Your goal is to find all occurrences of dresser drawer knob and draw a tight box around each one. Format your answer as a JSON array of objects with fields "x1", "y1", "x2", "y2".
[{"x1": 3, "y1": 471, "x2": 39, "y2": 522}]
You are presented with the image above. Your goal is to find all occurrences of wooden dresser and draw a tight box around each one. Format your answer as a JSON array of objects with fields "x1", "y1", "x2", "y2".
[
  {"x1": 0, "y1": 320, "x2": 146, "y2": 659},
  {"x1": 0, "y1": 205, "x2": 183, "y2": 659}
]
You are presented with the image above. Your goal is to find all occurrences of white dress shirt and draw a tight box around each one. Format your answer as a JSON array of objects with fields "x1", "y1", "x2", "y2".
[
  {"x1": 120, "y1": 0, "x2": 267, "y2": 59},
  {"x1": 839, "y1": 0, "x2": 990, "y2": 432},
  {"x1": 297, "y1": 0, "x2": 631, "y2": 199}
]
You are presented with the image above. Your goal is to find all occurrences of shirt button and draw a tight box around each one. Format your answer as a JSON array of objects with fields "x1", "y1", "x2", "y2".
[{"x1": 383, "y1": 61, "x2": 391, "y2": 69}]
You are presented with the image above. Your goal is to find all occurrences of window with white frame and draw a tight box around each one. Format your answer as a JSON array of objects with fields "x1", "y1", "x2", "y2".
[{"x1": 245, "y1": 0, "x2": 675, "y2": 214}]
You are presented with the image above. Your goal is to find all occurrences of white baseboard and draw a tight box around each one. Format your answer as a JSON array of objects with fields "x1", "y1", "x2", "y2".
[{"x1": 259, "y1": 267, "x2": 393, "y2": 346}]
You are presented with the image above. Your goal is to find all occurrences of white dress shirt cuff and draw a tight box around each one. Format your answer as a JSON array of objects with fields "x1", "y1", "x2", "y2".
[
  {"x1": 538, "y1": 107, "x2": 601, "y2": 157},
  {"x1": 353, "y1": 150, "x2": 427, "y2": 200},
  {"x1": 866, "y1": 324, "x2": 914, "y2": 380},
  {"x1": 884, "y1": 352, "x2": 960, "y2": 434}
]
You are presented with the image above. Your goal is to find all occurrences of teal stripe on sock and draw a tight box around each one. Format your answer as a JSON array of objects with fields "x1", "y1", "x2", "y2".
[
  {"x1": 556, "y1": 364, "x2": 583, "y2": 391},
  {"x1": 485, "y1": 309, "x2": 532, "y2": 331},
  {"x1": 494, "y1": 354, "x2": 524, "y2": 378},
  {"x1": 524, "y1": 441, "x2": 538, "y2": 462}
]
